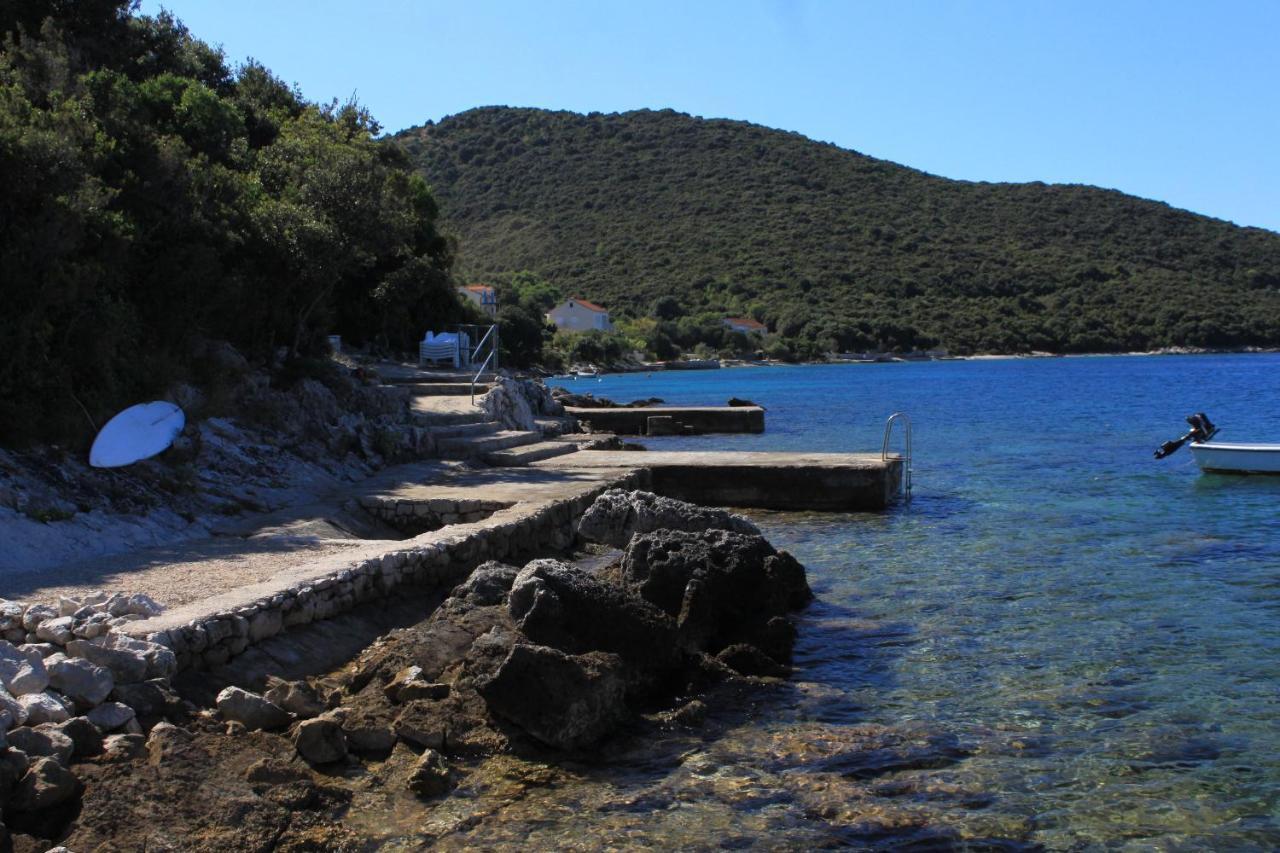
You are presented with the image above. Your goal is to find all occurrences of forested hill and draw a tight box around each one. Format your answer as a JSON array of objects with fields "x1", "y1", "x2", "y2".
[{"x1": 397, "y1": 107, "x2": 1280, "y2": 355}]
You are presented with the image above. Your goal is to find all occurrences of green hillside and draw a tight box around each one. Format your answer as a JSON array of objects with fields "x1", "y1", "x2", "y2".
[{"x1": 397, "y1": 107, "x2": 1280, "y2": 355}]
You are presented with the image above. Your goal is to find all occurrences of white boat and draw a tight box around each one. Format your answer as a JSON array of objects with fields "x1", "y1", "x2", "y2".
[{"x1": 1188, "y1": 442, "x2": 1280, "y2": 475}]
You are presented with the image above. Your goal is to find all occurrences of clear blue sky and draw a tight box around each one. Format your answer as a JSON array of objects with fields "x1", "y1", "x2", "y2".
[{"x1": 141, "y1": 0, "x2": 1280, "y2": 233}]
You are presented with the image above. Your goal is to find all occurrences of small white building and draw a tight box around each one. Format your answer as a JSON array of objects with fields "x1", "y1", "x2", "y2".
[
  {"x1": 457, "y1": 284, "x2": 497, "y2": 319},
  {"x1": 547, "y1": 297, "x2": 613, "y2": 332},
  {"x1": 722, "y1": 317, "x2": 767, "y2": 335}
]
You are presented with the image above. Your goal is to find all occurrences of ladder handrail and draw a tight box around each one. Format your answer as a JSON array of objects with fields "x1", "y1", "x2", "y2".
[
  {"x1": 470, "y1": 349, "x2": 496, "y2": 406},
  {"x1": 881, "y1": 412, "x2": 912, "y2": 502}
]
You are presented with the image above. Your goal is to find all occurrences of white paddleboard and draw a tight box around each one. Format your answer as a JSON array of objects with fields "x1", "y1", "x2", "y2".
[{"x1": 89, "y1": 401, "x2": 186, "y2": 468}]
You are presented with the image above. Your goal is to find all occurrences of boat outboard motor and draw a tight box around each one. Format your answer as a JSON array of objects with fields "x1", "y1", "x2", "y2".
[{"x1": 1154, "y1": 412, "x2": 1218, "y2": 459}]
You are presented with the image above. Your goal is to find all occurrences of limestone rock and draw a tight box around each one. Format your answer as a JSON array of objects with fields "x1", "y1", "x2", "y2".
[
  {"x1": 393, "y1": 701, "x2": 446, "y2": 750},
  {"x1": 482, "y1": 377, "x2": 538, "y2": 431},
  {"x1": 478, "y1": 644, "x2": 628, "y2": 750},
  {"x1": 620, "y1": 528, "x2": 812, "y2": 656},
  {"x1": 18, "y1": 691, "x2": 71, "y2": 725},
  {"x1": 384, "y1": 665, "x2": 449, "y2": 703},
  {"x1": 21, "y1": 604, "x2": 57, "y2": 633},
  {"x1": 145, "y1": 721, "x2": 193, "y2": 763},
  {"x1": 215, "y1": 686, "x2": 290, "y2": 730},
  {"x1": 578, "y1": 489, "x2": 760, "y2": 548},
  {"x1": 0, "y1": 640, "x2": 49, "y2": 696},
  {"x1": 8, "y1": 725, "x2": 74, "y2": 766},
  {"x1": 87, "y1": 701, "x2": 136, "y2": 732},
  {"x1": 10, "y1": 756, "x2": 77, "y2": 812},
  {"x1": 263, "y1": 677, "x2": 326, "y2": 719},
  {"x1": 508, "y1": 559, "x2": 679, "y2": 681},
  {"x1": 407, "y1": 748, "x2": 451, "y2": 798},
  {"x1": 100, "y1": 733, "x2": 148, "y2": 762},
  {"x1": 342, "y1": 719, "x2": 398, "y2": 757},
  {"x1": 293, "y1": 716, "x2": 347, "y2": 765},
  {"x1": 0, "y1": 685, "x2": 27, "y2": 728},
  {"x1": 65, "y1": 638, "x2": 147, "y2": 683},
  {"x1": 47, "y1": 655, "x2": 114, "y2": 706},
  {"x1": 53, "y1": 715, "x2": 104, "y2": 758},
  {"x1": 36, "y1": 615, "x2": 75, "y2": 645},
  {"x1": 451, "y1": 561, "x2": 519, "y2": 606},
  {"x1": 110, "y1": 678, "x2": 182, "y2": 718}
]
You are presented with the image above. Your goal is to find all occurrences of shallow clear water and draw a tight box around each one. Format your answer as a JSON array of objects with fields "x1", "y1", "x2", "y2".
[{"x1": 568, "y1": 355, "x2": 1280, "y2": 848}]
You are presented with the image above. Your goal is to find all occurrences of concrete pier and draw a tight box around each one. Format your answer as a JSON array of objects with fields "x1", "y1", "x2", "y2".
[
  {"x1": 538, "y1": 450, "x2": 903, "y2": 511},
  {"x1": 38, "y1": 448, "x2": 902, "y2": 676},
  {"x1": 565, "y1": 405, "x2": 765, "y2": 435}
]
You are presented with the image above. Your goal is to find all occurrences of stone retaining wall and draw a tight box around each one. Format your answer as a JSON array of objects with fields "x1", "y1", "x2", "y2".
[
  {"x1": 358, "y1": 496, "x2": 515, "y2": 537},
  {"x1": 134, "y1": 471, "x2": 645, "y2": 674}
]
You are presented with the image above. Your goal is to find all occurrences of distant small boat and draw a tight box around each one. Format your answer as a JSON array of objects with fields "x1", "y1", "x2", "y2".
[
  {"x1": 1154, "y1": 412, "x2": 1280, "y2": 475},
  {"x1": 1188, "y1": 442, "x2": 1280, "y2": 475}
]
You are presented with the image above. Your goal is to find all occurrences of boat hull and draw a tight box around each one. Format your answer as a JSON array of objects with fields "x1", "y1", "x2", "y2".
[{"x1": 1189, "y1": 442, "x2": 1280, "y2": 475}]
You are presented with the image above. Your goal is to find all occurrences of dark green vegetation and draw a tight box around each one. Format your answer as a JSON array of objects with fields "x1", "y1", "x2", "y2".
[
  {"x1": 0, "y1": 1, "x2": 468, "y2": 446},
  {"x1": 399, "y1": 107, "x2": 1280, "y2": 359}
]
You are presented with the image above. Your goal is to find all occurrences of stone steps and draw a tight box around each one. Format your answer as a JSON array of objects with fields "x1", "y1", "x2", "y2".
[
  {"x1": 484, "y1": 441, "x2": 581, "y2": 467},
  {"x1": 424, "y1": 421, "x2": 499, "y2": 441},
  {"x1": 411, "y1": 409, "x2": 490, "y2": 428},
  {"x1": 437, "y1": 430, "x2": 543, "y2": 459}
]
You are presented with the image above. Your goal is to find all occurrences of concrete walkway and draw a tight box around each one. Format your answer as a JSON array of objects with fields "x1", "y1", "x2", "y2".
[{"x1": 8, "y1": 461, "x2": 629, "y2": 609}]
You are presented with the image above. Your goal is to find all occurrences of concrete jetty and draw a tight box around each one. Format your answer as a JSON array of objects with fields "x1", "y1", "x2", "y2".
[
  {"x1": 17, "y1": 447, "x2": 901, "y2": 676},
  {"x1": 537, "y1": 450, "x2": 902, "y2": 511},
  {"x1": 566, "y1": 405, "x2": 765, "y2": 435}
]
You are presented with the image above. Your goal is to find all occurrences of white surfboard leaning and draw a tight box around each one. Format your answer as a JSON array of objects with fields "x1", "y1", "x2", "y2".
[{"x1": 89, "y1": 401, "x2": 186, "y2": 468}]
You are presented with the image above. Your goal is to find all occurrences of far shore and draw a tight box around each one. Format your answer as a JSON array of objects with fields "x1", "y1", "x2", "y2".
[{"x1": 550, "y1": 346, "x2": 1280, "y2": 381}]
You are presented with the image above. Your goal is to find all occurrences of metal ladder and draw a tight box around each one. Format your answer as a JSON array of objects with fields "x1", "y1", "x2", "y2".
[{"x1": 881, "y1": 412, "x2": 913, "y2": 502}]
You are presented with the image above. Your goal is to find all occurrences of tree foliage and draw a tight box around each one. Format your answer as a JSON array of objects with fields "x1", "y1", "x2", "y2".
[
  {"x1": 399, "y1": 107, "x2": 1280, "y2": 357},
  {"x1": 0, "y1": 2, "x2": 463, "y2": 444}
]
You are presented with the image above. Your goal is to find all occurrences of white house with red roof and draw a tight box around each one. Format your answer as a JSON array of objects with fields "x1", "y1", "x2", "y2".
[
  {"x1": 723, "y1": 316, "x2": 768, "y2": 335},
  {"x1": 547, "y1": 297, "x2": 613, "y2": 332},
  {"x1": 457, "y1": 283, "x2": 497, "y2": 318}
]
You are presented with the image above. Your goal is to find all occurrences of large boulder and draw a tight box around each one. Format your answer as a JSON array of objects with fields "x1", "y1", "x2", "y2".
[
  {"x1": 46, "y1": 656, "x2": 114, "y2": 706},
  {"x1": 292, "y1": 716, "x2": 347, "y2": 765},
  {"x1": 0, "y1": 640, "x2": 49, "y2": 696},
  {"x1": 619, "y1": 529, "x2": 812, "y2": 659},
  {"x1": 451, "y1": 561, "x2": 519, "y2": 606},
  {"x1": 7, "y1": 725, "x2": 74, "y2": 766},
  {"x1": 263, "y1": 677, "x2": 327, "y2": 719},
  {"x1": 9, "y1": 756, "x2": 77, "y2": 812},
  {"x1": 478, "y1": 644, "x2": 628, "y2": 750},
  {"x1": 0, "y1": 685, "x2": 28, "y2": 728},
  {"x1": 18, "y1": 691, "x2": 71, "y2": 725},
  {"x1": 577, "y1": 489, "x2": 760, "y2": 548},
  {"x1": 482, "y1": 377, "x2": 538, "y2": 431},
  {"x1": 86, "y1": 701, "x2": 136, "y2": 732},
  {"x1": 215, "y1": 687, "x2": 290, "y2": 731},
  {"x1": 508, "y1": 560, "x2": 680, "y2": 682}
]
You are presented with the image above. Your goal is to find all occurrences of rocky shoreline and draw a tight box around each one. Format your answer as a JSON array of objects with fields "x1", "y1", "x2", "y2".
[{"x1": 0, "y1": 490, "x2": 818, "y2": 850}]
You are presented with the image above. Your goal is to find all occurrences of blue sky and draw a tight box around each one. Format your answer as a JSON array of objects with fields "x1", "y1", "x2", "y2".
[{"x1": 141, "y1": 1, "x2": 1280, "y2": 233}]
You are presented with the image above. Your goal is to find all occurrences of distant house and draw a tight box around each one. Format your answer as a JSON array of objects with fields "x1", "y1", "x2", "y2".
[
  {"x1": 723, "y1": 317, "x2": 768, "y2": 335},
  {"x1": 547, "y1": 297, "x2": 613, "y2": 332},
  {"x1": 457, "y1": 284, "x2": 497, "y2": 319}
]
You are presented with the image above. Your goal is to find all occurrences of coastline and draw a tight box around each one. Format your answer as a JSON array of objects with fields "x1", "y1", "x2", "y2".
[{"x1": 552, "y1": 346, "x2": 1280, "y2": 380}]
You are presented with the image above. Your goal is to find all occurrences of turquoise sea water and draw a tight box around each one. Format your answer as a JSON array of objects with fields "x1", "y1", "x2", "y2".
[{"x1": 575, "y1": 355, "x2": 1280, "y2": 849}]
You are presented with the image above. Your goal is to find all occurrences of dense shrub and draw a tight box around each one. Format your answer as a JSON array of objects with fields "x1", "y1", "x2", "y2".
[{"x1": 0, "y1": 2, "x2": 465, "y2": 445}]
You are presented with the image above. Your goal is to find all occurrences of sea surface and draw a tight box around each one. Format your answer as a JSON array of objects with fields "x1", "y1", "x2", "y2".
[{"x1": 530, "y1": 354, "x2": 1277, "y2": 850}]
